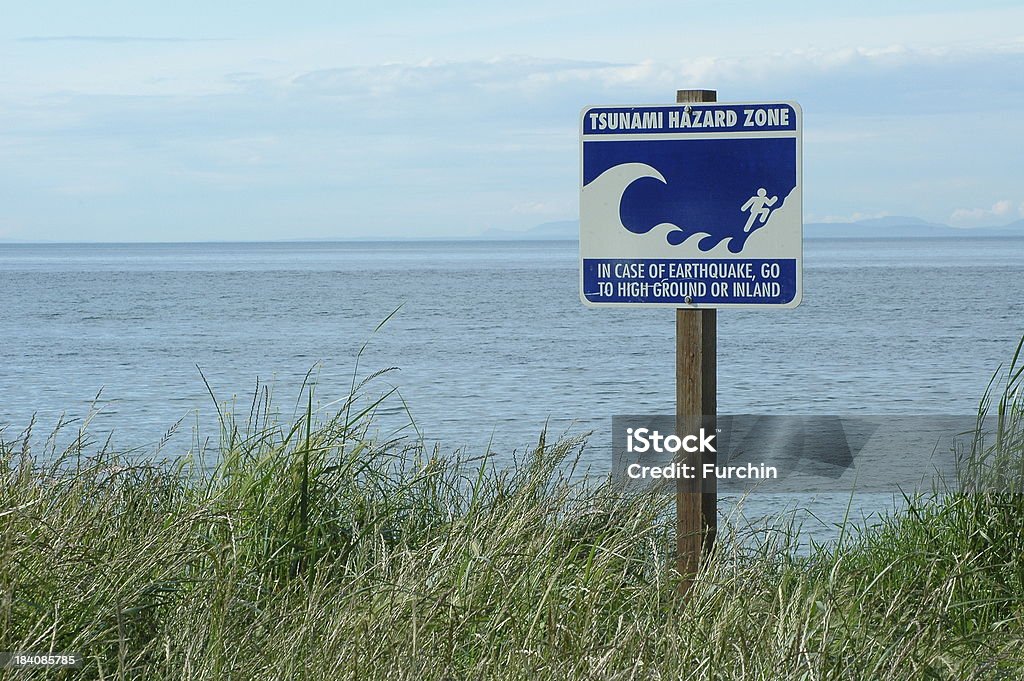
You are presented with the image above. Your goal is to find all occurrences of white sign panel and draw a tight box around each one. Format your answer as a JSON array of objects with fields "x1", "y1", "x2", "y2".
[{"x1": 580, "y1": 102, "x2": 802, "y2": 308}]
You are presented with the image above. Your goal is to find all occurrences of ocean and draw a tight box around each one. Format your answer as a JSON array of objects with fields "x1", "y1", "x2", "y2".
[{"x1": 2, "y1": 238, "x2": 1022, "y2": 538}]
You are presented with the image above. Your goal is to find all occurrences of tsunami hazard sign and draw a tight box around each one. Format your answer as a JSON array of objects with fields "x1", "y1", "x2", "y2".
[{"x1": 580, "y1": 102, "x2": 802, "y2": 308}]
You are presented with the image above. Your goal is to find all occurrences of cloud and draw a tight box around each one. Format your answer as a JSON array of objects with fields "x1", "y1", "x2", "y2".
[
  {"x1": 3, "y1": 41, "x2": 1024, "y2": 239},
  {"x1": 18, "y1": 35, "x2": 227, "y2": 44},
  {"x1": 282, "y1": 43, "x2": 1024, "y2": 120},
  {"x1": 8, "y1": 41, "x2": 1024, "y2": 131},
  {"x1": 53, "y1": 178, "x2": 127, "y2": 197},
  {"x1": 949, "y1": 200, "x2": 1018, "y2": 227},
  {"x1": 510, "y1": 199, "x2": 574, "y2": 216},
  {"x1": 806, "y1": 211, "x2": 891, "y2": 224}
]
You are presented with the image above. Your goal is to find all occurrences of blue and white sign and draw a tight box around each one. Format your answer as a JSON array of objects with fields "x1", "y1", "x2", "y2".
[{"x1": 580, "y1": 102, "x2": 802, "y2": 308}]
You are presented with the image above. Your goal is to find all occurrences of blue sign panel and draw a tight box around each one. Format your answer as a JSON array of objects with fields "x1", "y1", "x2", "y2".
[{"x1": 580, "y1": 102, "x2": 802, "y2": 309}]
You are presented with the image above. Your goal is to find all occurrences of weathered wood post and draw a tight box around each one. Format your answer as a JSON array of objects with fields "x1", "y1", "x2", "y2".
[{"x1": 675, "y1": 88, "x2": 718, "y2": 593}]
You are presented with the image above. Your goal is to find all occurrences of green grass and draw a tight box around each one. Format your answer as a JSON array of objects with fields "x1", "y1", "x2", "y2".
[{"x1": 2, "y1": 338, "x2": 1024, "y2": 680}]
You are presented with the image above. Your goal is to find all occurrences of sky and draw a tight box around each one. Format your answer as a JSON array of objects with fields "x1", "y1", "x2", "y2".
[{"x1": 1, "y1": 1, "x2": 1023, "y2": 241}]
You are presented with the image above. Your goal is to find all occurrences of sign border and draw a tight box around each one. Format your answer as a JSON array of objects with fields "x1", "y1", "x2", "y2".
[{"x1": 579, "y1": 101, "x2": 803, "y2": 310}]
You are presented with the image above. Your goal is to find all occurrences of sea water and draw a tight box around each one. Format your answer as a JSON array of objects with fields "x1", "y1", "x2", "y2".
[{"x1": 2, "y1": 238, "x2": 1022, "y2": 540}]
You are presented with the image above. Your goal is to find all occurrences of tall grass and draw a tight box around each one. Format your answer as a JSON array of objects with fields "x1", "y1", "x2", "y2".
[{"x1": 2, "y1": 339, "x2": 1024, "y2": 679}]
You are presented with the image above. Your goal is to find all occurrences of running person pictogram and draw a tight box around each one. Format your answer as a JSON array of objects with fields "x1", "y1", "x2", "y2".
[{"x1": 740, "y1": 188, "x2": 778, "y2": 232}]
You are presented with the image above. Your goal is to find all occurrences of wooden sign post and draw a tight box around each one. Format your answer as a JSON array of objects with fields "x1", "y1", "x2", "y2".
[
  {"x1": 579, "y1": 89, "x2": 802, "y2": 594},
  {"x1": 675, "y1": 88, "x2": 718, "y2": 592}
]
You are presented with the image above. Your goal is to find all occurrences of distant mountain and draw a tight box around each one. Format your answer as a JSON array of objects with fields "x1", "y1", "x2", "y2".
[
  {"x1": 848, "y1": 216, "x2": 942, "y2": 228},
  {"x1": 477, "y1": 216, "x2": 1015, "y2": 240},
  {"x1": 480, "y1": 216, "x2": 1024, "y2": 241},
  {"x1": 479, "y1": 220, "x2": 578, "y2": 240},
  {"x1": 524, "y1": 220, "x2": 578, "y2": 239},
  {"x1": 806, "y1": 217, "x2": 1024, "y2": 238}
]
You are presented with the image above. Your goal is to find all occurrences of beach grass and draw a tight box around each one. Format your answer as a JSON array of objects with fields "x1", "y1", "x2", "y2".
[{"x1": 2, "y1": 338, "x2": 1024, "y2": 679}]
